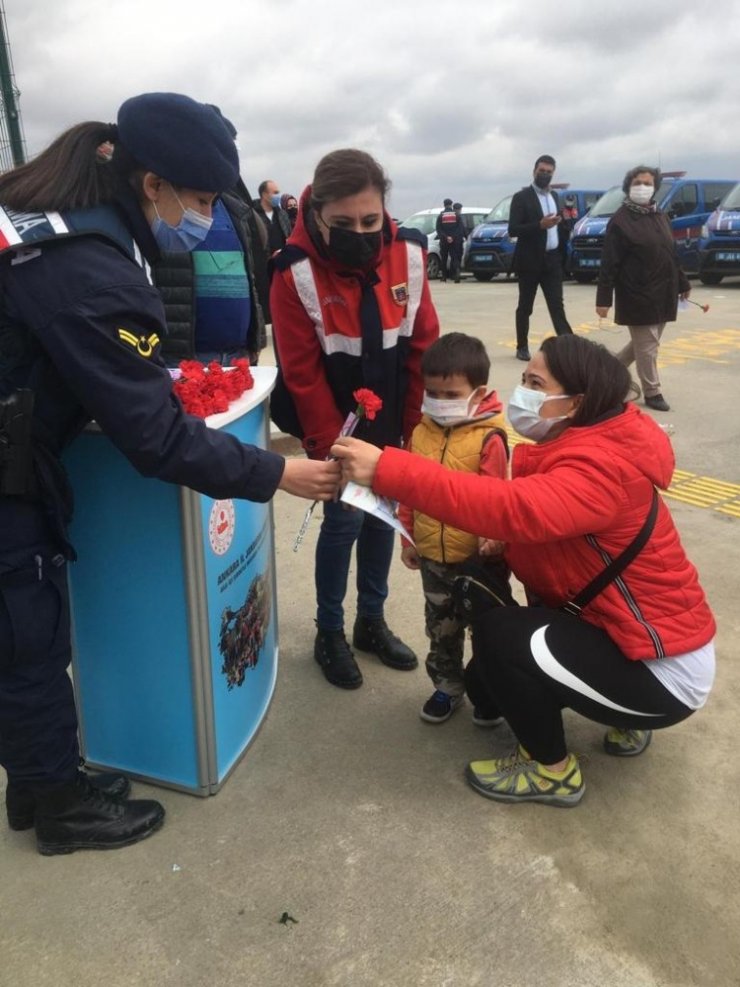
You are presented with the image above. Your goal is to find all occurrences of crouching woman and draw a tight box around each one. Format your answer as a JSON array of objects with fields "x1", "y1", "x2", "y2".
[{"x1": 331, "y1": 334, "x2": 715, "y2": 807}]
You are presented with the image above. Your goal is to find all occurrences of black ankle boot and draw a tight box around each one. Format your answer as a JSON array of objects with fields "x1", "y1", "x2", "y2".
[
  {"x1": 6, "y1": 769, "x2": 131, "y2": 831},
  {"x1": 352, "y1": 616, "x2": 418, "y2": 670},
  {"x1": 33, "y1": 772, "x2": 165, "y2": 855},
  {"x1": 314, "y1": 628, "x2": 363, "y2": 689},
  {"x1": 645, "y1": 393, "x2": 670, "y2": 412}
]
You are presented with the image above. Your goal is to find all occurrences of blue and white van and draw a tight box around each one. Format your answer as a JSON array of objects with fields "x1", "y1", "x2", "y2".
[
  {"x1": 569, "y1": 173, "x2": 736, "y2": 282},
  {"x1": 697, "y1": 182, "x2": 740, "y2": 285},
  {"x1": 464, "y1": 187, "x2": 603, "y2": 281}
]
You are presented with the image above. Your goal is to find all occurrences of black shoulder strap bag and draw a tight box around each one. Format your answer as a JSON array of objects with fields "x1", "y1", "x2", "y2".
[{"x1": 451, "y1": 488, "x2": 659, "y2": 624}]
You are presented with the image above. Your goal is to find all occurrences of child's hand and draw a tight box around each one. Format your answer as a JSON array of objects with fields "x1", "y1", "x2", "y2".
[
  {"x1": 478, "y1": 537, "x2": 505, "y2": 557},
  {"x1": 401, "y1": 545, "x2": 421, "y2": 570}
]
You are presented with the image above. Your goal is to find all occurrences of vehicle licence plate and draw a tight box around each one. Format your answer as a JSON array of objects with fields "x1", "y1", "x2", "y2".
[
  {"x1": 473, "y1": 254, "x2": 493, "y2": 263},
  {"x1": 580, "y1": 258, "x2": 601, "y2": 267},
  {"x1": 717, "y1": 252, "x2": 740, "y2": 261}
]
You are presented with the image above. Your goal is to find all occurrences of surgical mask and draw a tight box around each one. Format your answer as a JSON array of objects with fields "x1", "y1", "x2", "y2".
[
  {"x1": 150, "y1": 190, "x2": 213, "y2": 252},
  {"x1": 534, "y1": 173, "x2": 551, "y2": 190},
  {"x1": 629, "y1": 184, "x2": 654, "y2": 205},
  {"x1": 327, "y1": 226, "x2": 382, "y2": 269},
  {"x1": 422, "y1": 393, "x2": 478, "y2": 427},
  {"x1": 270, "y1": 193, "x2": 282, "y2": 209},
  {"x1": 507, "y1": 384, "x2": 573, "y2": 441}
]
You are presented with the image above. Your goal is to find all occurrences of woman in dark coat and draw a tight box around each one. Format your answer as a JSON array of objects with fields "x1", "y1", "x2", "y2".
[{"x1": 595, "y1": 165, "x2": 690, "y2": 412}]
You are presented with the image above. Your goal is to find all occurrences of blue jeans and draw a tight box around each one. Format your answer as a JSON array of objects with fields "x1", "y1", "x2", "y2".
[
  {"x1": 195, "y1": 348, "x2": 252, "y2": 366},
  {"x1": 315, "y1": 500, "x2": 395, "y2": 630}
]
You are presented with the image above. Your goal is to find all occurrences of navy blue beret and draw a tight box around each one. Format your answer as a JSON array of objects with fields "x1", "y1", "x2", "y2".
[
  {"x1": 207, "y1": 104, "x2": 237, "y2": 139},
  {"x1": 117, "y1": 92, "x2": 239, "y2": 192}
]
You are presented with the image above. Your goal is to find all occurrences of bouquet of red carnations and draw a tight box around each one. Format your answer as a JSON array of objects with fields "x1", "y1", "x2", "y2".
[{"x1": 173, "y1": 359, "x2": 254, "y2": 418}]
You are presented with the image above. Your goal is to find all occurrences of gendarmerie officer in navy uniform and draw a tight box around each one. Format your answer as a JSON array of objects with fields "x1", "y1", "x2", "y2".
[
  {"x1": 435, "y1": 198, "x2": 465, "y2": 282},
  {"x1": 0, "y1": 93, "x2": 339, "y2": 855}
]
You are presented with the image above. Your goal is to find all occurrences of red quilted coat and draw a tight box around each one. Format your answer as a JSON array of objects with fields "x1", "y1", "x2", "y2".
[{"x1": 373, "y1": 403, "x2": 715, "y2": 660}]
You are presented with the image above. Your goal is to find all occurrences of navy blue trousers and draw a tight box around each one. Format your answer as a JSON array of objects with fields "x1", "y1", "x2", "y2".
[{"x1": 0, "y1": 501, "x2": 79, "y2": 784}]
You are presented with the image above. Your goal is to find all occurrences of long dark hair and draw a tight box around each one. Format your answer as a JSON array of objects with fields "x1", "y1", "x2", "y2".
[
  {"x1": 309, "y1": 149, "x2": 391, "y2": 211},
  {"x1": 0, "y1": 121, "x2": 137, "y2": 212},
  {"x1": 540, "y1": 335, "x2": 638, "y2": 425}
]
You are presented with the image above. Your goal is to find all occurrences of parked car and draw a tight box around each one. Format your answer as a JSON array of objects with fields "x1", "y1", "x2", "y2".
[
  {"x1": 569, "y1": 173, "x2": 737, "y2": 282},
  {"x1": 399, "y1": 206, "x2": 491, "y2": 279},
  {"x1": 463, "y1": 187, "x2": 604, "y2": 281},
  {"x1": 697, "y1": 182, "x2": 740, "y2": 285}
]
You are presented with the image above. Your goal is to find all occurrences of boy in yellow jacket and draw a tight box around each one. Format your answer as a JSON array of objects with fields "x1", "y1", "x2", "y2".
[{"x1": 398, "y1": 333, "x2": 510, "y2": 722}]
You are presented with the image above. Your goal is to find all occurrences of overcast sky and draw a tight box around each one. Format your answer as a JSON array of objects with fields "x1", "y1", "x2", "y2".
[{"x1": 5, "y1": 0, "x2": 740, "y2": 219}]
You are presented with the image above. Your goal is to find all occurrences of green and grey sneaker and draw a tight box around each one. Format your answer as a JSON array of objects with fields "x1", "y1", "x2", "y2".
[
  {"x1": 603, "y1": 728, "x2": 652, "y2": 757},
  {"x1": 466, "y1": 746, "x2": 585, "y2": 807}
]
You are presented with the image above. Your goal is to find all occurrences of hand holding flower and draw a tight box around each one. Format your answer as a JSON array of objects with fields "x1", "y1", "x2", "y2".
[
  {"x1": 331, "y1": 437, "x2": 382, "y2": 487},
  {"x1": 292, "y1": 388, "x2": 383, "y2": 551},
  {"x1": 279, "y1": 458, "x2": 341, "y2": 501}
]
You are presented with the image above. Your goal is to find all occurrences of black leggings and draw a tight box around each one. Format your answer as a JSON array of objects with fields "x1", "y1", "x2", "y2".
[{"x1": 464, "y1": 607, "x2": 692, "y2": 763}]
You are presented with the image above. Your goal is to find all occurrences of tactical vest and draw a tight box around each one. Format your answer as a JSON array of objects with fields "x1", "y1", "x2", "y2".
[
  {"x1": 0, "y1": 203, "x2": 146, "y2": 512},
  {"x1": 0, "y1": 204, "x2": 142, "y2": 263}
]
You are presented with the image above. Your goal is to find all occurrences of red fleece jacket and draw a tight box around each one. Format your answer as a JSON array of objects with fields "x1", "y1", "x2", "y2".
[{"x1": 373, "y1": 403, "x2": 715, "y2": 660}]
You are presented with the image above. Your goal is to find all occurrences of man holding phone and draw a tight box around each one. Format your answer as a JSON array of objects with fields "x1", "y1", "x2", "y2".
[{"x1": 508, "y1": 155, "x2": 573, "y2": 361}]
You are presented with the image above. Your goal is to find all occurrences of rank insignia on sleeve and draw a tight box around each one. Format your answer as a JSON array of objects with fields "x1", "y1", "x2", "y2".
[
  {"x1": 118, "y1": 328, "x2": 160, "y2": 357},
  {"x1": 390, "y1": 283, "x2": 408, "y2": 306}
]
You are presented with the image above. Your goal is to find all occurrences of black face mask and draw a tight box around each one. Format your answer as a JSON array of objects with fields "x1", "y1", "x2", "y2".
[
  {"x1": 327, "y1": 226, "x2": 382, "y2": 269},
  {"x1": 287, "y1": 207, "x2": 298, "y2": 221},
  {"x1": 534, "y1": 173, "x2": 551, "y2": 190}
]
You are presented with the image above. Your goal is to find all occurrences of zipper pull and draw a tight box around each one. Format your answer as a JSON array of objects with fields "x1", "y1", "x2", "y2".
[{"x1": 34, "y1": 554, "x2": 43, "y2": 581}]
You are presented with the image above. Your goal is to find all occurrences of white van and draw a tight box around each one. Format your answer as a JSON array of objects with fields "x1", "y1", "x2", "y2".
[{"x1": 399, "y1": 206, "x2": 491, "y2": 279}]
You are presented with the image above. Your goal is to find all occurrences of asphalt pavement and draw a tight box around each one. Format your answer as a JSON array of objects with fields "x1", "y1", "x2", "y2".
[{"x1": 2, "y1": 275, "x2": 739, "y2": 987}]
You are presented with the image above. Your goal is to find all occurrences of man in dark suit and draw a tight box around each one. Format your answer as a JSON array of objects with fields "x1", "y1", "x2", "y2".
[{"x1": 508, "y1": 155, "x2": 573, "y2": 360}]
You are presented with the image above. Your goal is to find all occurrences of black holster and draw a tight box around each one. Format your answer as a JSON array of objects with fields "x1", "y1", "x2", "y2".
[{"x1": 0, "y1": 389, "x2": 35, "y2": 496}]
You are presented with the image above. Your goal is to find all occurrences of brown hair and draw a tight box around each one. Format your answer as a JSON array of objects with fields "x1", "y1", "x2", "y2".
[
  {"x1": 0, "y1": 121, "x2": 130, "y2": 212},
  {"x1": 622, "y1": 165, "x2": 661, "y2": 195},
  {"x1": 540, "y1": 335, "x2": 638, "y2": 425},
  {"x1": 309, "y1": 149, "x2": 391, "y2": 210},
  {"x1": 421, "y1": 332, "x2": 490, "y2": 388}
]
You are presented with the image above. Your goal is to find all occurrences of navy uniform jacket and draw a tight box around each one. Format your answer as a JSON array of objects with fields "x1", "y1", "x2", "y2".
[{"x1": 0, "y1": 192, "x2": 285, "y2": 548}]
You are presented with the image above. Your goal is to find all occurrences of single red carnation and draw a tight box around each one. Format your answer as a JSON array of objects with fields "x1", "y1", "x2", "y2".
[{"x1": 353, "y1": 388, "x2": 383, "y2": 420}]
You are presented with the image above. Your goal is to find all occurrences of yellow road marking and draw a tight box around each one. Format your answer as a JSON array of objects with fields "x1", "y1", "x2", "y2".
[{"x1": 541, "y1": 325, "x2": 740, "y2": 366}]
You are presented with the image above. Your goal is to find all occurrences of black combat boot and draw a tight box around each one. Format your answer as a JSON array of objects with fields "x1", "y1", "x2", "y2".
[
  {"x1": 33, "y1": 772, "x2": 165, "y2": 855},
  {"x1": 352, "y1": 615, "x2": 418, "y2": 670},
  {"x1": 314, "y1": 628, "x2": 363, "y2": 689},
  {"x1": 6, "y1": 766, "x2": 131, "y2": 831}
]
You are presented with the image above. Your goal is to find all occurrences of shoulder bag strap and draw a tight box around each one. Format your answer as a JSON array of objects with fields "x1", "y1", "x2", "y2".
[{"x1": 561, "y1": 488, "x2": 659, "y2": 617}]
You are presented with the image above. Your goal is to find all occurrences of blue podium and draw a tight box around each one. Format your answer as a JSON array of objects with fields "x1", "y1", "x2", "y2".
[{"x1": 65, "y1": 367, "x2": 279, "y2": 795}]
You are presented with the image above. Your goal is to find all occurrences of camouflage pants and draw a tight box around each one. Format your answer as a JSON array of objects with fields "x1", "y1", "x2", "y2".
[{"x1": 420, "y1": 557, "x2": 469, "y2": 697}]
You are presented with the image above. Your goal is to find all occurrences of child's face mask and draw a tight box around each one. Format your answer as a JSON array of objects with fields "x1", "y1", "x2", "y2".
[{"x1": 421, "y1": 383, "x2": 485, "y2": 427}]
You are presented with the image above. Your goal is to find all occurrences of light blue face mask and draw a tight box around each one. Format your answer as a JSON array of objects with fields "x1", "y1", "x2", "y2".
[
  {"x1": 270, "y1": 193, "x2": 282, "y2": 209},
  {"x1": 150, "y1": 187, "x2": 213, "y2": 252}
]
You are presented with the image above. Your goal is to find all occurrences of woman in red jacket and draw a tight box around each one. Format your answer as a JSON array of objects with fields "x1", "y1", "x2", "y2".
[
  {"x1": 332, "y1": 334, "x2": 715, "y2": 806},
  {"x1": 270, "y1": 149, "x2": 439, "y2": 689}
]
